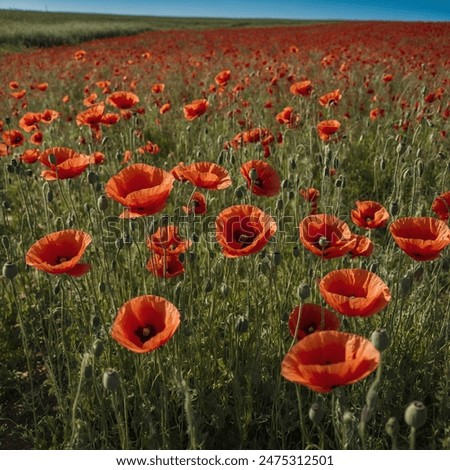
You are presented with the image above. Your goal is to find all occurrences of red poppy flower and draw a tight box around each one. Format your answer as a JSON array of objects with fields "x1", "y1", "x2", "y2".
[
  {"x1": 319, "y1": 268, "x2": 391, "y2": 317},
  {"x1": 171, "y1": 162, "x2": 187, "y2": 182},
  {"x1": 215, "y1": 69, "x2": 231, "y2": 87},
  {"x1": 105, "y1": 163, "x2": 175, "y2": 218},
  {"x1": 11, "y1": 89, "x2": 26, "y2": 99},
  {"x1": 389, "y1": 217, "x2": 450, "y2": 261},
  {"x1": 290, "y1": 80, "x2": 313, "y2": 96},
  {"x1": 275, "y1": 106, "x2": 299, "y2": 127},
  {"x1": 182, "y1": 191, "x2": 207, "y2": 215},
  {"x1": 317, "y1": 120, "x2": 341, "y2": 141},
  {"x1": 299, "y1": 214, "x2": 356, "y2": 259},
  {"x1": 40, "y1": 109, "x2": 60, "y2": 124},
  {"x1": 20, "y1": 148, "x2": 40, "y2": 164},
  {"x1": 151, "y1": 83, "x2": 165, "y2": 93},
  {"x1": 74, "y1": 50, "x2": 86, "y2": 60},
  {"x1": 111, "y1": 295, "x2": 180, "y2": 353},
  {"x1": 288, "y1": 304, "x2": 340, "y2": 341},
  {"x1": 19, "y1": 112, "x2": 41, "y2": 132},
  {"x1": 300, "y1": 188, "x2": 320, "y2": 203},
  {"x1": 281, "y1": 331, "x2": 380, "y2": 393},
  {"x1": 138, "y1": 141, "x2": 160, "y2": 155},
  {"x1": 26, "y1": 230, "x2": 91, "y2": 277},
  {"x1": 2, "y1": 129, "x2": 25, "y2": 147},
  {"x1": 183, "y1": 99, "x2": 209, "y2": 121},
  {"x1": 146, "y1": 253, "x2": 185, "y2": 278},
  {"x1": 431, "y1": 191, "x2": 450, "y2": 221},
  {"x1": 106, "y1": 91, "x2": 140, "y2": 110},
  {"x1": 160, "y1": 102, "x2": 171, "y2": 114},
  {"x1": 349, "y1": 234, "x2": 374, "y2": 258},
  {"x1": 181, "y1": 162, "x2": 231, "y2": 190},
  {"x1": 369, "y1": 108, "x2": 385, "y2": 121},
  {"x1": 39, "y1": 147, "x2": 90, "y2": 180},
  {"x1": 76, "y1": 103, "x2": 105, "y2": 139},
  {"x1": 146, "y1": 225, "x2": 191, "y2": 256},
  {"x1": 351, "y1": 200, "x2": 389, "y2": 229},
  {"x1": 240, "y1": 160, "x2": 281, "y2": 197},
  {"x1": 319, "y1": 89, "x2": 342, "y2": 107},
  {"x1": 216, "y1": 205, "x2": 277, "y2": 258},
  {"x1": 30, "y1": 131, "x2": 43, "y2": 145}
]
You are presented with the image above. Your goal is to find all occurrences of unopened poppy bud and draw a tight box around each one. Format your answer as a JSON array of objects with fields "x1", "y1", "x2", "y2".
[
  {"x1": 281, "y1": 179, "x2": 290, "y2": 189},
  {"x1": 188, "y1": 251, "x2": 196, "y2": 263},
  {"x1": 289, "y1": 158, "x2": 297, "y2": 170},
  {"x1": 83, "y1": 203, "x2": 90, "y2": 213},
  {"x1": 380, "y1": 158, "x2": 386, "y2": 171},
  {"x1": 97, "y1": 195, "x2": 108, "y2": 212},
  {"x1": 390, "y1": 201, "x2": 399, "y2": 216},
  {"x1": 308, "y1": 402, "x2": 324, "y2": 425},
  {"x1": 396, "y1": 142, "x2": 406, "y2": 155},
  {"x1": 234, "y1": 185, "x2": 245, "y2": 199},
  {"x1": 343, "y1": 411, "x2": 354, "y2": 425},
  {"x1": 369, "y1": 262, "x2": 378, "y2": 273},
  {"x1": 273, "y1": 251, "x2": 282, "y2": 266},
  {"x1": 47, "y1": 188, "x2": 53, "y2": 203},
  {"x1": 123, "y1": 234, "x2": 132, "y2": 246},
  {"x1": 2, "y1": 235, "x2": 10, "y2": 251},
  {"x1": 102, "y1": 368, "x2": 120, "y2": 391},
  {"x1": 178, "y1": 252, "x2": 185, "y2": 263},
  {"x1": 287, "y1": 190, "x2": 294, "y2": 200},
  {"x1": 2, "y1": 261, "x2": 18, "y2": 280},
  {"x1": 191, "y1": 232, "x2": 200, "y2": 243},
  {"x1": 360, "y1": 404, "x2": 374, "y2": 424},
  {"x1": 204, "y1": 279, "x2": 213, "y2": 293},
  {"x1": 82, "y1": 353, "x2": 93, "y2": 379},
  {"x1": 371, "y1": 328, "x2": 390, "y2": 352},
  {"x1": 91, "y1": 315, "x2": 100, "y2": 328},
  {"x1": 416, "y1": 159, "x2": 424, "y2": 177},
  {"x1": 365, "y1": 387, "x2": 378, "y2": 409},
  {"x1": 115, "y1": 237, "x2": 124, "y2": 251},
  {"x1": 276, "y1": 198, "x2": 284, "y2": 211},
  {"x1": 92, "y1": 339, "x2": 104, "y2": 357},
  {"x1": 259, "y1": 260, "x2": 270, "y2": 275},
  {"x1": 298, "y1": 283, "x2": 310, "y2": 300},
  {"x1": 2, "y1": 201, "x2": 10, "y2": 210},
  {"x1": 335, "y1": 177, "x2": 343, "y2": 188},
  {"x1": 249, "y1": 168, "x2": 258, "y2": 182},
  {"x1": 6, "y1": 164, "x2": 15, "y2": 174},
  {"x1": 48, "y1": 153, "x2": 58, "y2": 165},
  {"x1": 87, "y1": 171, "x2": 98, "y2": 185},
  {"x1": 220, "y1": 284, "x2": 229, "y2": 297},
  {"x1": 235, "y1": 316, "x2": 249, "y2": 333},
  {"x1": 385, "y1": 417, "x2": 399, "y2": 438},
  {"x1": 292, "y1": 245, "x2": 300, "y2": 258},
  {"x1": 400, "y1": 272, "x2": 413, "y2": 297},
  {"x1": 413, "y1": 265, "x2": 424, "y2": 281},
  {"x1": 404, "y1": 401, "x2": 427, "y2": 429}
]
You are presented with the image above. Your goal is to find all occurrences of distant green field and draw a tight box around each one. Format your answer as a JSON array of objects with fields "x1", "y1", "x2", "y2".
[{"x1": 0, "y1": 9, "x2": 319, "y2": 51}]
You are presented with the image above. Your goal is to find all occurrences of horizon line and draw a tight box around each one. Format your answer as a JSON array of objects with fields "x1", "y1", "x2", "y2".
[{"x1": 1, "y1": 7, "x2": 449, "y2": 22}]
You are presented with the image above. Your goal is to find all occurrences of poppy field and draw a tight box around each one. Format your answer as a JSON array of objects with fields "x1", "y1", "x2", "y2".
[{"x1": 0, "y1": 19, "x2": 449, "y2": 450}]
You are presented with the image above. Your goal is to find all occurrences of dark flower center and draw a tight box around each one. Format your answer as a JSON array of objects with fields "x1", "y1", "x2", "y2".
[{"x1": 135, "y1": 324, "x2": 156, "y2": 343}]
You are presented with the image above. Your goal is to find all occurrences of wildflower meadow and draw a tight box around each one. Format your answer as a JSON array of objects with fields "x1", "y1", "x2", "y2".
[{"x1": 0, "y1": 16, "x2": 449, "y2": 451}]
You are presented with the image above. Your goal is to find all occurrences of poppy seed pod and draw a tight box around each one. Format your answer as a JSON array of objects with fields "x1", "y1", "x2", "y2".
[
  {"x1": 102, "y1": 368, "x2": 120, "y2": 391},
  {"x1": 371, "y1": 328, "x2": 390, "y2": 352},
  {"x1": 2, "y1": 261, "x2": 18, "y2": 280},
  {"x1": 249, "y1": 168, "x2": 258, "y2": 182},
  {"x1": 235, "y1": 316, "x2": 249, "y2": 334},
  {"x1": 308, "y1": 402, "x2": 325, "y2": 425},
  {"x1": 404, "y1": 401, "x2": 427, "y2": 429}
]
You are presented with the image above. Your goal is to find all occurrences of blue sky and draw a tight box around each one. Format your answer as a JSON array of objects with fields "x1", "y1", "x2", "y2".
[{"x1": 0, "y1": 0, "x2": 449, "y2": 21}]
